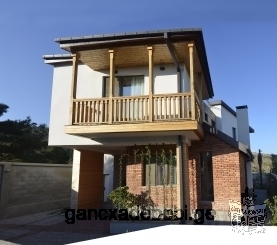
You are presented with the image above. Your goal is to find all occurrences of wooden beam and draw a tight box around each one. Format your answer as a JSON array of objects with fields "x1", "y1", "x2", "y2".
[
  {"x1": 108, "y1": 50, "x2": 115, "y2": 124},
  {"x1": 65, "y1": 121, "x2": 201, "y2": 135},
  {"x1": 188, "y1": 43, "x2": 195, "y2": 120},
  {"x1": 148, "y1": 46, "x2": 153, "y2": 122},
  {"x1": 69, "y1": 54, "x2": 79, "y2": 125},
  {"x1": 164, "y1": 32, "x2": 180, "y2": 70}
]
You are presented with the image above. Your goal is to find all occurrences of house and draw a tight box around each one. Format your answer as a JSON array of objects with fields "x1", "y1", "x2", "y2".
[{"x1": 43, "y1": 28, "x2": 254, "y2": 225}]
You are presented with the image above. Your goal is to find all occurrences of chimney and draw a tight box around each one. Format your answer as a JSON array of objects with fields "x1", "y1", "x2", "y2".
[
  {"x1": 236, "y1": 105, "x2": 250, "y2": 148},
  {"x1": 236, "y1": 105, "x2": 253, "y2": 190}
]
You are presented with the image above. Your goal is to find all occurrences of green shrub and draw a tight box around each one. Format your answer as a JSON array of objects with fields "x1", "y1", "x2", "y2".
[
  {"x1": 107, "y1": 186, "x2": 138, "y2": 209},
  {"x1": 265, "y1": 195, "x2": 277, "y2": 226}
]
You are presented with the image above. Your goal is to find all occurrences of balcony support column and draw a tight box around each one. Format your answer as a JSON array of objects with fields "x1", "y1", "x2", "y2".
[
  {"x1": 109, "y1": 50, "x2": 115, "y2": 124},
  {"x1": 148, "y1": 46, "x2": 153, "y2": 122},
  {"x1": 69, "y1": 54, "x2": 79, "y2": 125},
  {"x1": 188, "y1": 43, "x2": 195, "y2": 120}
]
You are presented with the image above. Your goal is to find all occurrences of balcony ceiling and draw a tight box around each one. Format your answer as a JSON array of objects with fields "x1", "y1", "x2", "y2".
[
  {"x1": 77, "y1": 41, "x2": 209, "y2": 99},
  {"x1": 54, "y1": 29, "x2": 214, "y2": 98}
]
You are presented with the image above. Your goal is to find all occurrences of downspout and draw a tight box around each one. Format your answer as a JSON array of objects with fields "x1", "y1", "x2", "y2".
[{"x1": 178, "y1": 135, "x2": 186, "y2": 224}]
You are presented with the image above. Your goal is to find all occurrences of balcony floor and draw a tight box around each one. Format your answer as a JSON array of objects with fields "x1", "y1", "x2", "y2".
[{"x1": 65, "y1": 120, "x2": 204, "y2": 140}]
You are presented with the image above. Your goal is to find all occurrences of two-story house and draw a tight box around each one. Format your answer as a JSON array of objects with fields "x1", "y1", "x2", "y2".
[{"x1": 43, "y1": 28, "x2": 254, "y2": 225}]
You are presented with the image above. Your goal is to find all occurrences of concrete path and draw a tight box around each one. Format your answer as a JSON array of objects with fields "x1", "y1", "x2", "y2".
[{"x1": 0, "y1": 209, "x2": 111, "y2": 245}]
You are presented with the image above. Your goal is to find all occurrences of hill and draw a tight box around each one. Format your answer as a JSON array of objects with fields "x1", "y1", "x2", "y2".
[{"x1": 252, "y1": 152, "x2": 272, "y2": 173}]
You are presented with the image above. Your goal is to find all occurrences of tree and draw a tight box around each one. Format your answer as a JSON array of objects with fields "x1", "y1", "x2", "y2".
[
  {"x1": 0, "y1": 103, "x2": 9, "y2": 117},
  {"x1": 271, "y1": 154, "x2": 277, "y2": 174},
  {"x1": 0, "y1": 103, "x2": 72, "y2": 164}
]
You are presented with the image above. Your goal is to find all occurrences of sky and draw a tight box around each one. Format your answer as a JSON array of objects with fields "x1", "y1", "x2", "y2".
[{"x1": 0, "y1": 0, "x2": 276, "y2": 154}]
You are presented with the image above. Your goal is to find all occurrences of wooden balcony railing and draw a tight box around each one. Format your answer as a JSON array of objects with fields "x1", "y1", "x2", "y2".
[{"x1": 71, "y1": 92, "x2": 202, "y2": 125}]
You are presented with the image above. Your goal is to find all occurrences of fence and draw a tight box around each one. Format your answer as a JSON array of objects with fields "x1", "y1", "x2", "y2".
[{"x1": 0, "y1": 162, "x2": 72, "y2": 220}]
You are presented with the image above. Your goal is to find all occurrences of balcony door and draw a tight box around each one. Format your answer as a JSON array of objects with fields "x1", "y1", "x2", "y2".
[
  {"x1": 104, "y1": 76, "x2": 145, "y2": 120},
  {"x1": 104, "y1": 75, "x2": 144, "y2": 97}
]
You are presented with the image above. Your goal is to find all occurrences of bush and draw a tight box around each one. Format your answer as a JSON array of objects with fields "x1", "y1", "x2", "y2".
[
  {"x1": 107, "y1": 186, "x2": 138, "y2": 209},
  {"x1": 265, "y1": 195, "x2": 277, "y2": 226}
]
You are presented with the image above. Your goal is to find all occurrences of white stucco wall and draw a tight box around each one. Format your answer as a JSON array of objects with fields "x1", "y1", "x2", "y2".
[
  {"x1": 210, "y1": 104, "x2": 238, "y2": 139},
  {"x1": 221, "y1": 107, "x2": 238, "y2": 139}
]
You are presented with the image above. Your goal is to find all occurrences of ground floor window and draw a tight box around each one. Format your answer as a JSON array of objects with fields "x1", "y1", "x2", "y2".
[
  {"x1": 200, "y1": 151, "x2": 214, "y2": 201},
  {"x1": 144, "y1": 154, "x2": 177, "y2": 186}
]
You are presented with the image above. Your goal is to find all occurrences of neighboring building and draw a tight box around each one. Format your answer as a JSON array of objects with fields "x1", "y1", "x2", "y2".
[{"x1": 43, "y1": 28, "x2": 254, "y2": 223}]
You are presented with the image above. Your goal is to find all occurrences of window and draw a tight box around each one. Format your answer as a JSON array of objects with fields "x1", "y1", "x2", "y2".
[
  {"x1": 232, "y1": 127, "x2": 236, "y2": 140},
  {"x1": 144, "y1": 155, "x2": 177, "y2": 186},
  {"x1": 211, "y1": 120, "x2": 215, "y2": 128},
  {"x1": 104, "y1": 76, "x2": 144, "y2": 97},
  {"x1": 204, "y1": 113, "x2": 208, "y2": 122},
  {"x1": 200, "y1": 151, "x2": 214, "y2": 201}
]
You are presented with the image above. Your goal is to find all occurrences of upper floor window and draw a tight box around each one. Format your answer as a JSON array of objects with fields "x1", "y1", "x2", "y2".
[
  {"x1": 104, "y1": 75, "x2": 144, "y2": 97},
  {"x1": 232, "y1": 127, "x2": 236, "y2": 140},
  {"x1": 204, "y1": 113, "x2": 208, "y2": 122},
  {"x1": 211, "y1": 120, "x2": 215, "y2": 128},
  {"x1": 200, "y1": 151, "x2": 214, "y2": 201}
]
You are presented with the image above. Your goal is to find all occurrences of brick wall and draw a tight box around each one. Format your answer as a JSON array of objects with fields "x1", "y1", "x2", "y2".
[
  {"x1": 126, "y1": 145, "x2": 177, "y2": 208},
  {"x1": 188, "y1": 132, "x2": 247, "y2": 212}
]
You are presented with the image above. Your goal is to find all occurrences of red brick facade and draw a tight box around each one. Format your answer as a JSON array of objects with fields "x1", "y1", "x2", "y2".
[
  {"x1": 188, "y1": 132, "x2": 246, "y2": 212},
  {"x1": 126, "y1": 145, "x2": 177, "y2": 208},
  {"x1": 125, "y1": 133, "x2": 247, "y2": 212}
]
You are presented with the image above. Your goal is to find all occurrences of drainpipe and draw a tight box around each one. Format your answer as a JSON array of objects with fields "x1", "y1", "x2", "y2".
[{"x1": 178, "y1": 135, "x2": 186, "y2": 224}]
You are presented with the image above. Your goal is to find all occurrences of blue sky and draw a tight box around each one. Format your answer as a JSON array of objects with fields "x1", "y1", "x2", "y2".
[{"x1": 0, "y1": 0, "x2": 276, "y2": 153}]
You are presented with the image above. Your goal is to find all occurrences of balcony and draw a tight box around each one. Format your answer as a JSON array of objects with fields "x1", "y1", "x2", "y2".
[
  {"x1": 62, "y1": 30, "x2": 213, "y2": 140},
  {"x1": 65, "y1": 92, "x2": 203, "y2": 139}
]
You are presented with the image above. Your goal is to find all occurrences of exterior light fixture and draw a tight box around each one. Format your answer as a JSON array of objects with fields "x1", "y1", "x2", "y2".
[
  {"x1": 160, "y1": 66, "x2": 165, "y2": 71},
  {"x1": 115, "y1": 70, "x2": 118, "y2": 74}
]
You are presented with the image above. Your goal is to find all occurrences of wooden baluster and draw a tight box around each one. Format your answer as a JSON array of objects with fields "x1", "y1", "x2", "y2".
[
  {"x1": 91, "y1": 101, "x2": 95, "y2": 123},
  {"x1": 74, "y1": 101, "x2": 78, "y2": 124},
  {"x1": 113, "y1": 99, "x2": 117, "y2": 122},
  {"x1": 131, "y1": 99, "x2": 134, "y2": 121},
  {"x1": 153, "y1": 97, "x2": 156, "y2": 120},
  {"x1": 164, "y1": 97, "x2": 167, "y2": 119},
  {"x1": 99, "y1": 100, "x2": 103, "y2": 123},
  {"x1": 182, "y1": 96, "x2": 185, "y2": 119},
  {"x1": 127, "y1": 98, "x2": 129, "y2": 122},
  {"x1": 79, "y1": 101, "x2": 83, "y2": 123},
  {"x1": 187, "y1": 96, "x2": 190, "y2": 118},
  {"x1": 173, "y1": 97, "x2": 176, "y2": 119},
  {"x1": 143, "y1": 98, "x2": 146, "y2": 120},
  {"x1": 87, "y1": 101, "x2": 91, "y2": 123},
  {"x1": 96, "y1": 101, "x2": 100, "y2": 123},
  {"x1": 177, "y1": 96, "x2": 180, "y2": 119},
  {"x1": 104, "y1": 100, "x2": 108, "y2": 122},
  {"x1": 84, "y1": 101, "x2": 87, "y2": 124},
  {"x1": 158, "y1": 97, "x2": 160, "y2": 120},
  {"x1": 168, "y1": 97, "x2": 171, "y2": 120},
  {"x1": 135, "y1": 98, "x2": 138, "y2": 121},
  {"x1": 123, "y1": 99, "x2": 126, "y2": 122},
  {"x1": 118, "y1": 99, "x2": 122, "y2": 122}
]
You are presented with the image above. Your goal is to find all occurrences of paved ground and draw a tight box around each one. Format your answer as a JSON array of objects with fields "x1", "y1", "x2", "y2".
[
  {"x1": 0, "y1": 191, "x2": 272, "y2": 244},
  {"x1": 0, "y1": 209, "x2": 111, "y2": 245}
]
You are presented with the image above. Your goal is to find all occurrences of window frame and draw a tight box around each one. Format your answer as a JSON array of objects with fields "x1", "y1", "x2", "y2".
[
  {"x1": 103, "y1": 75, "x2": 145, "y2": 97},
  {"x1": 143, "y1": 154, "x2": 177, "y2": 186},
  {"x1": 232, "y1": 127, "x2": 237, "y2": 140}
]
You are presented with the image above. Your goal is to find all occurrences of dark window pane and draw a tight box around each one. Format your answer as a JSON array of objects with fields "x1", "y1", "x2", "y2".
[{"x1": 200, "y1": 151, "x2": 214, "y2": 201}]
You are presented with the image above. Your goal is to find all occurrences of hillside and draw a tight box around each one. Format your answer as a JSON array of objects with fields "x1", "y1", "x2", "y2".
[{"x1": 252, "y1": 152, "x2": 272, "y2": 173}]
